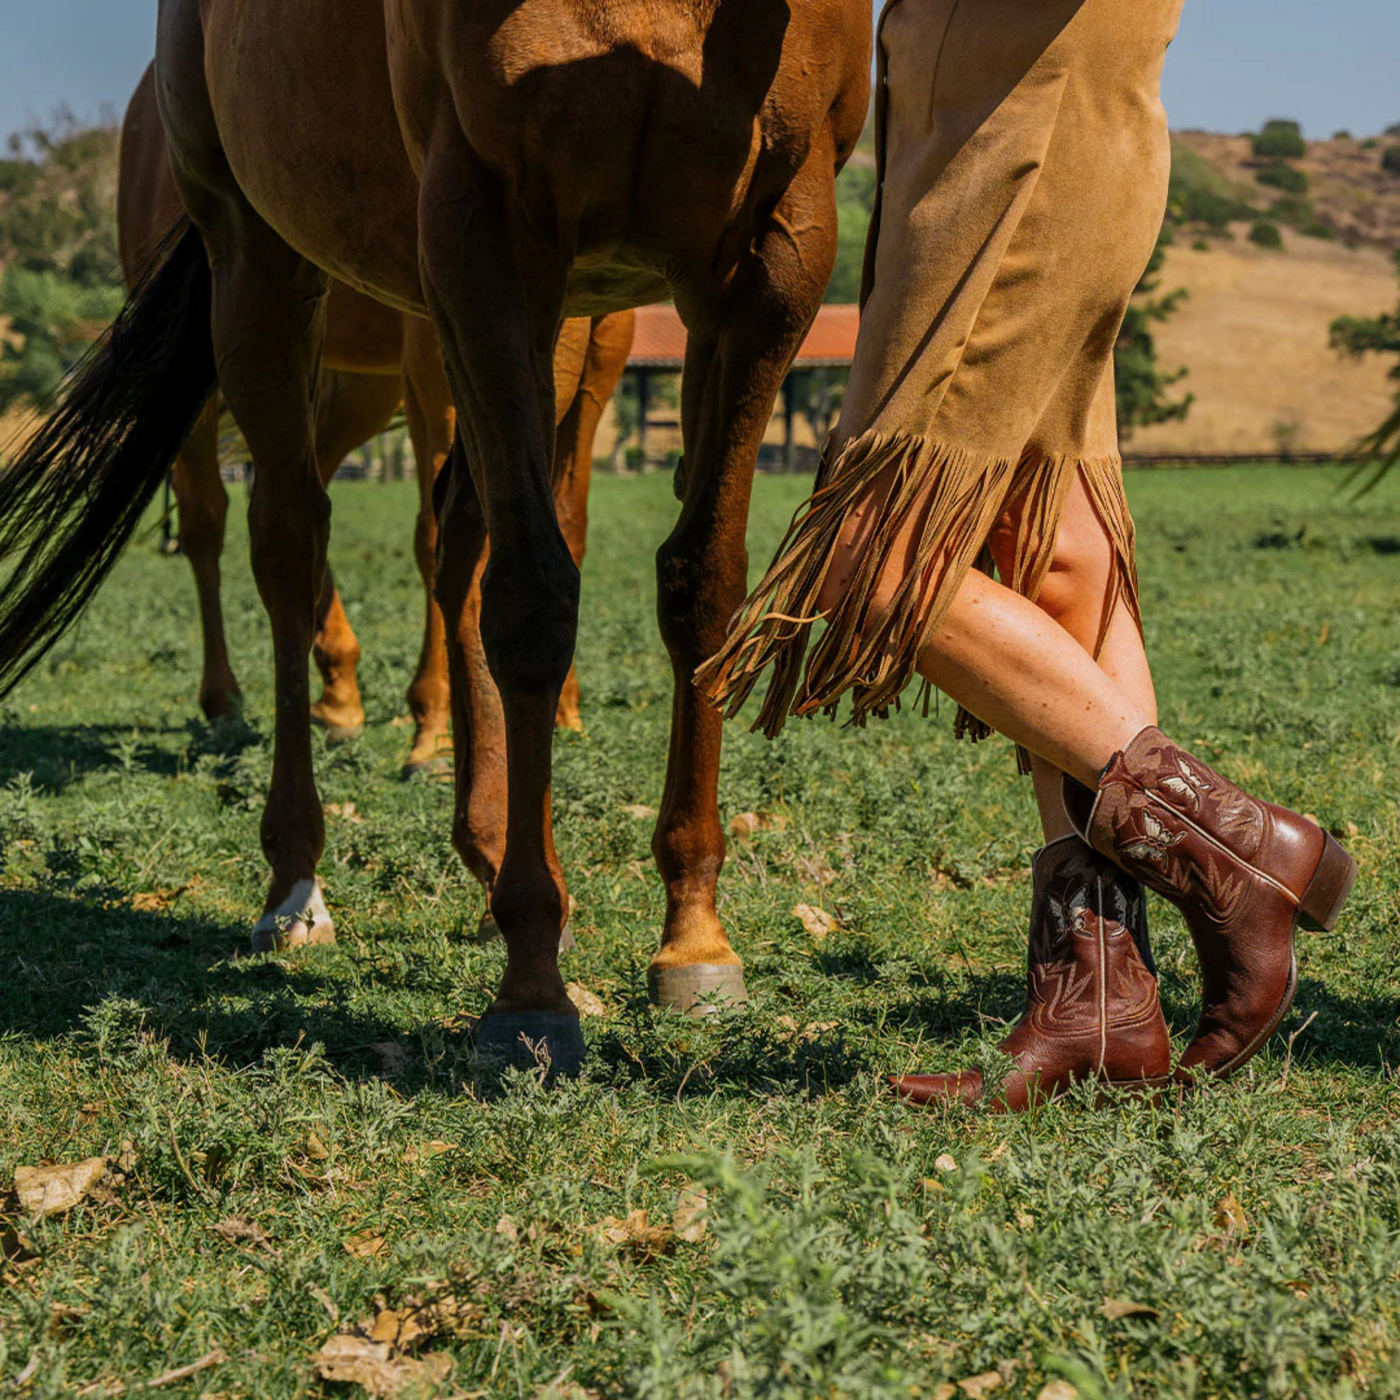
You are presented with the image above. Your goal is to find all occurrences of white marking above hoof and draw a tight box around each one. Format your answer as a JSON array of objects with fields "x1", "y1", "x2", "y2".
[{"x1": 252, "y1": 878, "x2": 336, "y2": 951}]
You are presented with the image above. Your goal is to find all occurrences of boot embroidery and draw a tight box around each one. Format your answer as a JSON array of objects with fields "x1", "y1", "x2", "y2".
[
  {"x1": 1160, "y1": 755, "x2": 1211, "y2": 809},
  {"x1": 1119, "y1": 810, "x2": 1185, "y2": 867}
]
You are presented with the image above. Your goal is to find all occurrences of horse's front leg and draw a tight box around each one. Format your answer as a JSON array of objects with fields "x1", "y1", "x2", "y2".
[
  {"x1": 649, "y1": 154, "x2": 839, "y2": 1013},
  {"x1": 419, "y1": 143, "x2": 582, "y2": 1069}
]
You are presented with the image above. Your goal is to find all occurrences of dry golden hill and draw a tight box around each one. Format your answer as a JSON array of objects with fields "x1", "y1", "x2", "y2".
[
  {"x1": 1173, "y1": 130, "x2": 1400, "y2": 251},
  {"x1": 1129, "y1": 229, "x2": 1396, "y2": 458}
]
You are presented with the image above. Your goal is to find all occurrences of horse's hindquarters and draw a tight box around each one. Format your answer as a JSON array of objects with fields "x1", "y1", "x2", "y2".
[{"x1": 184, "y1": 0, "x2": 424, "y2": 312}]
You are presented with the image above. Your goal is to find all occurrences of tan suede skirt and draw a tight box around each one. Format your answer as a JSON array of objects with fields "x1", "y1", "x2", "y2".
[{"x1": 699, "y1": 0, "x2": 1185, "y2": 740}]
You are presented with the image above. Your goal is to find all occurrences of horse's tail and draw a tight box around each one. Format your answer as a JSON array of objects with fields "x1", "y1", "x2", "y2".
[{"x1": 0, "y1": 221, "x2": 216, "y2": 696}]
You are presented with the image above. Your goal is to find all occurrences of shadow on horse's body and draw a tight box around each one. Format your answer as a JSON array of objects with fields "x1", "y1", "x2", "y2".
[
  {"x1": 0, "y1": 0, "x2": 870, "y2": 1065},
  {"x1": 118, "y1": 61, "x2": 632, "y2": 783}
]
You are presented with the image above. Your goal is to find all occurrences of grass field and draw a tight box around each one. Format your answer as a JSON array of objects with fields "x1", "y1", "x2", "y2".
[{"x1": 2, "y1": 465, "x2": 1400, "y2": 1399}]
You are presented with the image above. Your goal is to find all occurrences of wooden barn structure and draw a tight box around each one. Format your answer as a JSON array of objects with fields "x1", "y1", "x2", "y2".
[{"x1": 624, "y1": 303, "x2": 859, "y2": 470}]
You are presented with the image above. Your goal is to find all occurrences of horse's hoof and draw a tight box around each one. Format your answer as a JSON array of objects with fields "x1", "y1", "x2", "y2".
[
  {"x1": 310, "y1": 704, "x2": 365, "y2": 743},
  {"x1": 474, "y1": 1011, "x2": 585, "y2": 1077},
  {"x1": 648, "y1": 963, "x2": 749, "y2": 1016},
  {"x1": 473, "y1": 909, "x2": 575, "y2": 955},
  {"x1": 400, "y1": 754, "x2": 453, "y2": 781},
  {"x1": 251, "y1": 879, "x2": 336, "y2": 952}
]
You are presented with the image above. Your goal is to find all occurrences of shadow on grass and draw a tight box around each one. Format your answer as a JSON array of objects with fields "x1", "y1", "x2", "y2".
[
  {"x1": 0, "y1": 887, "x2": 415, "y2": 1075},
  {"x1": 0, "y1": 716, "x2": 261, "y2": 792}
]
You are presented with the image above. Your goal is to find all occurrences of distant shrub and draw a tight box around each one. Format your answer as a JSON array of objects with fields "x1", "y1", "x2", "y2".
[
  {"x1": 1333, "y1": 130, "x2": 1353, "y2": 141},
  {"x1": 1192, "y1": 238, "x2": 1212, "y2": 252},
  {"x1": 1168, "y1": 146, "x2": 1257, "y2": 229},
  {"x1": 1384, "y1": 146, "x2": 1400, "y2": 176},
  {"x1": 1252, "y1": 120, "x2": 1307, "y2": 160},
  {"x1": 1249, "y1": 220, "x2": 1285, "y2": 250},
  {"x1": 1256, "y1": 162, "x2": 1309, "y2": 194},
  {"x1": 1361, "y1": 138, "x2": 1380, "y2": 151},
  {"x1": 1386, "y1": 122, "x2": 1400, "y2": 136}
]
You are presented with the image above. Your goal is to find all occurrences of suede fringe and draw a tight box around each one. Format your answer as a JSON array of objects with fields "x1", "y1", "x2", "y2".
[{"x1": 696, "y1": 430, "x2": 1141, "y2": 748}]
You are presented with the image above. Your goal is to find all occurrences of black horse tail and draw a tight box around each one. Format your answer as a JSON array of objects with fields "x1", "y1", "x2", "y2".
[{"x1": 0, "y1": 221, "x2": 216, "y2": 696}]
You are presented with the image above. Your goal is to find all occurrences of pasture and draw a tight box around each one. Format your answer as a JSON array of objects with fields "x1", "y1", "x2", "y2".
[{"x1": 1, "y1": 464, "x2": 1399, "y2": 1398}]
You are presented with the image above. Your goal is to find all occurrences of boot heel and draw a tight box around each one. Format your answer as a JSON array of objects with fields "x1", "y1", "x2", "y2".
[{"x1": 1298, "y1": 832, "x2": 1357, "y2": 933}]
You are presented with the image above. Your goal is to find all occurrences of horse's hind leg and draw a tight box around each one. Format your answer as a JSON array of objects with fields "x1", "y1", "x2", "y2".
[
  {"x1": 552, "y1": 311, "x2": 635, "y2": 731},
  {"x1": 649, "y1": 155, "x2": 838, "y2": 1013},
  {"x1": 400, "y1": 319, "x2": 455, "y2": 778},
  {"x1": 183, "y1": 209, "x2": 333, "y2": 949},
  {"x1": 171, "y1": 398, "x2": 241, "y2": 719},
  {"x1": 307, "y1": 369, "x2": 402, "y2": 742},
  {"x1": 419, "y1": 148, "x2": 581, "y2": 1067}
]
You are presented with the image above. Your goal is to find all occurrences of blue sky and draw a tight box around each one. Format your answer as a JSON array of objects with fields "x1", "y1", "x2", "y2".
[{"x1": 0, "y1": 1, "x2": 1395, "y2": 145}]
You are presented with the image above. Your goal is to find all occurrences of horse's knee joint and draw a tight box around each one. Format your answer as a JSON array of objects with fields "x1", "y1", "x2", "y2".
[{"x1": 479, "y1": 555, "x2": 579, "y2": 696}]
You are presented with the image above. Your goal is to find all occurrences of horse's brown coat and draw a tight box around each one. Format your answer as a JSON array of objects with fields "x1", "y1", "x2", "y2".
[
  {"x1": 119, "y1": 62, "x2": 630, "y2": 776},
  {"x1": 150, "y1": 0, "x2": 869, "y2": 1025}
]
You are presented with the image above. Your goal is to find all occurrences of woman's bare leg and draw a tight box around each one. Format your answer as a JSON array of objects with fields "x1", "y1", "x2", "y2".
[
  {"x1": 908, "y1": 567, "x2": 1151, "y2": 786},
  {"x1": 990, "y1": 473, "x2": 1157, "y2": 840}
]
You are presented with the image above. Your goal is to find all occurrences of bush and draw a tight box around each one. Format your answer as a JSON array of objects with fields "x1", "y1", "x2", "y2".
[
  {"x1": 1249, "y1": 220, "x2": 1285, "y2": 250},
  {"x1": 1333, "y1": 130, "x2": 1353, "y2": 141},
  {"x1": 1362, "y1": 138, "x2": 1379, "y2": 151},
  {"x1": 1252, "y1": 120, "x2": 1307, "y2": 160},
  {"x1": 1167, "y1": 146, "x2": 1257, "y2": 230},
  {"x1": 1255, "y1": 162, "x2": 1309, "y2": 194},
  {"x1": 1383, "y1": 146, "x2": 1400, "y2": 176}
]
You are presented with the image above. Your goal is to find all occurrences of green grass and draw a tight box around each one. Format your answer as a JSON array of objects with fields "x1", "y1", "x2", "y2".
[{"x1": 2, "y1": 465, "x2": 1400, "y2": 1399}]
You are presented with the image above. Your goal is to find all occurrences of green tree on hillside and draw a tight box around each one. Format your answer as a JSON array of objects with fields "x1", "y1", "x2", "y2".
[
  {"x1": 1115, "y1": 231, "x2": 1193, "y2": 439},
  {"x1": 0, "y1": 112, "x2": 123, "y2": 413},
  {"x1": 1330, "y1": 251, "x2": 1400, "y2": 485}
]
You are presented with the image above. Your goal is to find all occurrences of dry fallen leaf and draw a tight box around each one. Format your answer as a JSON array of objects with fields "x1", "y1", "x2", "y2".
[
  {"x1": 1214, "y1": 1192, "x2": 1249, "y2": 1233},
  {"x1": 211, "y1": 1216, "x2": 274, "y2": 1251},
  {"x1": 496, "y1": 1215, "x2": 520, "y2": 1244},
  {"x1": 935, "y1": 1153, "x2": 958, "y2": 1173},
  {"x1": 773, "y1": 1015, "x2": 840, "y2": 1043},
  {"x1": 324, "y1": 802, "x2": 364, "y2": 823},
  {"x1": 13, "y1": 1159, "x2": 108, "y2": 1219},
  {"x1": 311, "y1": 1334, "x2": 453, "y2": 1398},
  {"x1": 622, "y1": 804, "x2": 657, "y2": 820},
  {"x1": 566, "y1": 982, "x2": 607, "y2": 1017},
  {"x1": 672, "y1": 1184, "x2": 708, "y2": 1244},
  {"x1": 1099, "y1": 1299, "x2": 1161, "y2": 1322},
  {"x1": 792, "y1": 903, "x2": 839, "y2": 939},
  {"x1": 403, "y1": 1140, "x2": 457, "y2": 1165},
  {"x1": 344, "y1": 1228, "x2": 389, "y2": 1259},
  {"x1": 728, "y1": 811, "x2": 788, "y2": 841},
  {"x1": 305, "y1": 1131, "x2": 330, "y2": 1162},
  {"x1": 595, "y1": 1209, "x2": 674, "y2": 1262},
  {"x1": 957, "y1": 1374, "x2": 1004, "y2": 1398},
  {"x1": 1036, "y1": 1384, "x2": 1079, "y2": 1400}
]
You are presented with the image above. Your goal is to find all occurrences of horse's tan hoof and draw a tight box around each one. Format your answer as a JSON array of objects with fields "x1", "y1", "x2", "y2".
[
  {"x1": 310, "y1": 702, "x2": 365, "y2": 743},
  {"x1": 400, "y1": 754, "x2": 453, "y2": 781},
  {"x1": 648, "y1": 963, "x2": 749, "y2": 1016},
  {"x1": 474, "y1": 1010, "x2": 585, "y2": 1077},
  {"x1": 252, "y1": 880, "x2": 336, "y2": 952},
  {"x1": 473, "y1": 909, "x2": 575, "y2": 954}
]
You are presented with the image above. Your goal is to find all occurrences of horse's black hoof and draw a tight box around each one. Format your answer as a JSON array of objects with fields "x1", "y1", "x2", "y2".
[
  {"x1": 648, "y1": 963, "x2": 749, "y2": 1016},
  {"x1": 474, "y1": 1011, "x2": 585, "y2": 1077}
]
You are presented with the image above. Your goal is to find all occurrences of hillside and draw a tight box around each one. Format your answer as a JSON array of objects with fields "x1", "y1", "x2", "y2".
[
  {"x1": 1173, "y1": 129, "x2": 1400, "y2": 252},
  {"x1": 1130, "y1": 230, "x2": 1397, "y2": 457}
]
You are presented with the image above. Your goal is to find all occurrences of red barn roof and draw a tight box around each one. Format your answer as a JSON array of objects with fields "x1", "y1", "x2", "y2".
[{"x1": 628, "y1": 303, "x2": 859, "y2": 369}]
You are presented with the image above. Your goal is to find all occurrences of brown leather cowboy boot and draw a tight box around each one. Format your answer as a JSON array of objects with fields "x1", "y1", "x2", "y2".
[
  {"x1": 890, "y1": 836, "x2": 1171, "y2": 1111},
  {"x1": 1062, "y1": 726, "x2": 1357, "y2": 1081}
]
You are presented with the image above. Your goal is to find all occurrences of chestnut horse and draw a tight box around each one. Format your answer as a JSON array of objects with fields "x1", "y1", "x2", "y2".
[
  {"x1": 118, "y1": 62, "x2": 632, "y2": 775},
  {"x1": 0, "y1": 1, "x2": 870, "y2": 1066}
]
